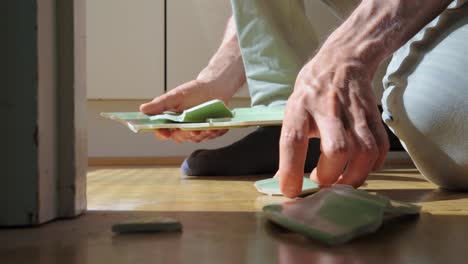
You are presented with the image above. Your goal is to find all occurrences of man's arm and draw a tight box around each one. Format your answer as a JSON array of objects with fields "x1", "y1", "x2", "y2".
[
  {"x1": 277, "y1": 0, "x2": 453, "y2": 197},
  {"x1": 327, "y1": 0, "x2": 453, "y2": 72},
  {"x1": 140, "y1": 16, "x2": 246, "y2": 143},
  {"x1": 196, "y1": 16, "x2": 246, "y2": 101}
]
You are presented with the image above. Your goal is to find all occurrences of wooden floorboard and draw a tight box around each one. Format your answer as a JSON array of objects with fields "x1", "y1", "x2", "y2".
[
  {"x1": 1, "y1": 164, "x2": 468, "y2": 264},
  {"x1": 86, "y1": 165, "x2": 468, "y2": 214}
]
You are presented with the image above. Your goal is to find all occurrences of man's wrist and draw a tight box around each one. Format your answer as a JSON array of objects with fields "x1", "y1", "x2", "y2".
[
  {"x1": 321, "y1": 1, "x2": 399, "y2": 71},
  {"x1": 320, "y1": 0, "x2": 452, "y2": 72}
]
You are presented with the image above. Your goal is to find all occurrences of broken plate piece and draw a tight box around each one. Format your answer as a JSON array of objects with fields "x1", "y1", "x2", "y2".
[
  {"x1": 101, "y1": 99, "x2": 284, "y2": 133},
  {"x1": 112, "y1": 216, "x2": 182, "y2": 234},
  {"x1": 149, "y1": 99, "x2": 233, "y2": 123},
  {"x1": 263, "y1": 185, "x2": 420, "y2": 246},
  {"x1": 254, "y1": 177, "x2": 319, "y2": 196}
]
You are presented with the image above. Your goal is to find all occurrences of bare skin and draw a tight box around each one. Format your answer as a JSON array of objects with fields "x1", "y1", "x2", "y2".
[
  {"x1": 139, "y1": 17, "x2": 246, "y2": 143},
  {"x1": 140, "y1": 0, "x2": 453, "y2": 193},
  {"x1": 277, "y1": 0, "x2": 453, "y2": 197}
]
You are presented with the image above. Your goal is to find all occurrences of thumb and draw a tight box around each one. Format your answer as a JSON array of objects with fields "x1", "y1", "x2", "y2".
[
  {"x1": 139, "y1": 91, "x2": 184, "y2": 115},
  {"x1": 140, "y1": 80, "x2": 209, "y2": 115}
]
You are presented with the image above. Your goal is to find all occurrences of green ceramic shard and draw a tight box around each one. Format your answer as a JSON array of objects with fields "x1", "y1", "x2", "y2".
[
  {"x1": 100, "y1": 100, "x2": 284, "y2": 132},
  {"x1": 263, "y1": 185, "x2": 420, "y2": 246},
  {"x1": 149, "y1": 99, "x2": 233, "y2": 123},
  {"x1": 254, "y1": 177, "x2": 319, "y2": 196},
  {"x1": 112, "y1": 216, "x2": 182, "y2": 234},
  {"x1": 385, "y1": 199, "x2": 422, "y2": 218}
]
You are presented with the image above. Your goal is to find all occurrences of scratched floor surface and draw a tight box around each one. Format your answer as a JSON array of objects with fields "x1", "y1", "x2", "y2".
[{"x1": 1, "y1": 164, "x2": 468, "y2": 264}]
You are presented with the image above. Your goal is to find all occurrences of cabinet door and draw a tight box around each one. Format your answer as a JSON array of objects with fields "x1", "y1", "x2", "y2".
[
  {"x1": 86, "y1": 0, "x2": 165, "y2": 99},
  {"x1": 167, "y1": 0, "x2": 249, "y2": 98}
]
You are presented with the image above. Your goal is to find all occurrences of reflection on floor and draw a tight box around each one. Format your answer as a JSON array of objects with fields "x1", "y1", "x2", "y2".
[
  {"x1": 87, "y1": 165, "x2": 468, "y2": 214},
  {"x1": 1, "y1": 164, "x2": 468, "y2": 264}
]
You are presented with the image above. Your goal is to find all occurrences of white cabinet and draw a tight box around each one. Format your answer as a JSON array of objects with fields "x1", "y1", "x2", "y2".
[
  {"x1": 85, "y1": 0, "x2": 340, "y2": 100},
  {"x1": 86, "y1": 0, "x2": 165, "y2": 99},
  {"x1": 166, "y1": 0, "x2": 249, "y2": 98}
]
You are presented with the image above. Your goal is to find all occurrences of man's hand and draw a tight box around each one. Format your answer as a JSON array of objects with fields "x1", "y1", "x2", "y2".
[
  {"x1": 276, "y1": 0, "x2": 453, "y2": 198},
  {"x1": 139, "y1": 80, "x2": 229, "y2": 143},
  {"x1": 277, "y1": 46, "x2": 389, "y2": 197}
]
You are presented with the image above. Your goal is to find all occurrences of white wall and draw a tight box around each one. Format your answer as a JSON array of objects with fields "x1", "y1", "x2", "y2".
[
  {"x1": 86, "y1": 0, "x2": 165, "y2": 99},
  {"x1": 166, "y1": 0, "x2": 250, "y2": 97}
]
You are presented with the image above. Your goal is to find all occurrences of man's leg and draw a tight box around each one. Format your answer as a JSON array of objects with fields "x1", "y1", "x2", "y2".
[
  {"x1": 382, "y1": 3, "x2": 468, "y2": 189},
  {"x1": 182, "y1": 126, "x2": 321, "y2": 176},
  {"x1": 182, "y1": 0, "x2": 321, "y2": 176}
]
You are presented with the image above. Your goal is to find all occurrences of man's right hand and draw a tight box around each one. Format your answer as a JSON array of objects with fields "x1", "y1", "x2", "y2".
[
  {"x1": 139, "y1": 80, "x2": 229, "y2": 143},
  {"x1": 140, "y1": 16, "x2": 246, "y2": 143}
]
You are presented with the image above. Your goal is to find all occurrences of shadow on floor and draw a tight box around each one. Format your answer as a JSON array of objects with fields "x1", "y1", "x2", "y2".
[
  {"x1": 181, "y1": 174, "x2": 274, "y2": 182},
  {"x1": 367, "y1": 174, "x2": 428, "y2": 182},
  {"x1": 364, "y1": 188, "x2": 468, "y2": 204}
]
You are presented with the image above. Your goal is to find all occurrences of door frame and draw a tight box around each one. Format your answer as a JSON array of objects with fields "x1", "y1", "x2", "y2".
[{"x1": 0, "y1": 0, "x2": 86, "y2": 226}]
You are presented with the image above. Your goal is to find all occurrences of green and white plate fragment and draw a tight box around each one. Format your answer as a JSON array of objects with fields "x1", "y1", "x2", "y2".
[
  {"x1": 263, "y1": 185, "x2": 420, "y2": 246},
  {"x1": 112, "y1": 216, "x2": 182, "y2": 234},
  {"x1": 254, "y1": 177, "x2": 319, "y2": 196},
  {"x1": 101, "y1": 99, "x2": 284, "y2": 133}
]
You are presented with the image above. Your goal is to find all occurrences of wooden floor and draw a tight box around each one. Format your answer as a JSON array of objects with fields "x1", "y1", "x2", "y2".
[{"x1": 2, "y1": 164, "x2": 468, "y2": 264}]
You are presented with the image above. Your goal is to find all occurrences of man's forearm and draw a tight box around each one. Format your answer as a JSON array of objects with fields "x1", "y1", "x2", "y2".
[
  {"x1": 197, "y1": 16, "x2": 246, "y2": 97},
  {"x1": 323, "y1": 0, "x2": 452, "y2": 74}
]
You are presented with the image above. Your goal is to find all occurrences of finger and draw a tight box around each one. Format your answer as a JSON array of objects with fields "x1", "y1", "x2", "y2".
[
  {"x1": 188, "y1": 136, "x2": 203, "y2": 143},
  {"x1": 195, "y1": 130, "x2": 228, "y2": 142},
  {"x1": 310, "y1": 115, "x2": 350, "y2": 186},
  {"x1": 154, "y1": 129, "x2": 171, "y2": 140},
  {"x1": 277, "y1": 103, "x2": 310, "y2": 198},
  {"x1": 197, "y1": 130, "x2": 228, "y2": 142},
  {"x1": 307, "y1": 89, "x2": 350, "y2": 185},
  {"x1": 207, "y1": 129, "x2": 228, "y2": 136},
  {"x1": 190, "y1": 130, "x2": 201, "y2": 137},
  {"x1": 196, "y1": 132, "x2": 217, "y2": 142},
  {"x1": 362, "y1": 86, "x2": 390, "y2": 171},
  {"x1": 139, "y1": 81, "x2": 200, "y2": 115},
  {"x1": 170, "y1": 131, "x2": 184, "y2": 143},
  {"x1": 371, "y1": 115, "x2": 390, "y2": 171},
  {"x1": 140, "y1": 80, "x2": 208, "y2": 115},
  {"x1": 154, "y1": 132, "x2": 166, "y2": 141},
  {"x1": 175, "y1": 130, "x2": 198, "y2": 142},
  {"x1": 139, "y1": 91, "x2": 185, "y2": 115},
  {"x1": 187, "y1": 131, "x2": 213, "y2": 142},
  {"x1": 209, "y1": 129, "x2": 228, "y2": 137},
  {"x1": 188, "y1": 131, "x2": 210, "y2": 143},
  {"x1": 173, "y1": 129, "x2": 228, "y2": 143},
  {"x1": 338, "y1": 116, "x2": 379, "y2": 187}
]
